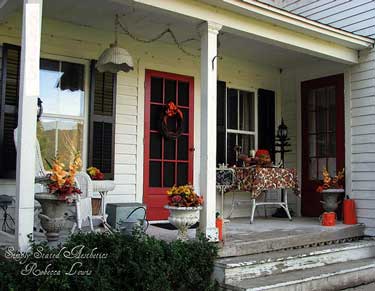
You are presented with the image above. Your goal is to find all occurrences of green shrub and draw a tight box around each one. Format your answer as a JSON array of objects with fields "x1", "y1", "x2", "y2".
[{"x1": 0, "y1": 232, "x2": 218, "y2": 291}]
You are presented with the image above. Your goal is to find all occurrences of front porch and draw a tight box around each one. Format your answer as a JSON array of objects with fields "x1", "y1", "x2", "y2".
[
  {"x1": 0, "y1": 0, "x2": 373, "y2": 251},
  {"x1": 1, "y1": 217, "x2": 365, "y2": 251}
]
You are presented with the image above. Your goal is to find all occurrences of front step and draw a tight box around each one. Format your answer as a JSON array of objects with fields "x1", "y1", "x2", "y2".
[
  {"x1": 215, "y1": 239, "x2": 375, "y2": 285},
  {"x1": 219, "y1": 223, "x2": 365, "y2": 257},
  {"x1": 222, "y1": 258, "x2": 375, "y2": 291}
]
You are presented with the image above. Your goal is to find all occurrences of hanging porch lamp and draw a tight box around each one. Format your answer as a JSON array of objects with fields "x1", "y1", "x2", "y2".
[{"x1": 96, "y1": 15, "x2": 134, "y2": 73}]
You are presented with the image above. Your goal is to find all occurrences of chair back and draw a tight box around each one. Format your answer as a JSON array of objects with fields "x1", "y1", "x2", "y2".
[{"x1": 13, "y1": 127, "x2": 47, "y2": 178}]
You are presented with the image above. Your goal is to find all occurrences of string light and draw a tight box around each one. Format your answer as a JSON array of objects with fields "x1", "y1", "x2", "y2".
[{"x1": 116, "y1": 15, "x2": 200, "y2": 58}]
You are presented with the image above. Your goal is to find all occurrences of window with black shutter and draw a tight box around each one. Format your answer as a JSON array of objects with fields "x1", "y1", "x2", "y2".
[
  {"x1": 0, "y1": 44, "x2": 21, "y2": 178},
  {"x1": 88, "y1": 61, "x2": 116, "y2": 180},
  {"x1": 216, "y1": 81, "x2": 257, "y2": 166},
  {"x1": 258, "y1": 88, "x2": 276, "y2": 162}
]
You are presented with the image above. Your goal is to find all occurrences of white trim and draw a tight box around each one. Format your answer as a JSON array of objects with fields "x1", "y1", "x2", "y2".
[
  {"x1": 344, "y1": 69, "x2": 352, "y2": 197},
  {"x1": 136, "y1": 59, "x2": 144, "y2": 203}
]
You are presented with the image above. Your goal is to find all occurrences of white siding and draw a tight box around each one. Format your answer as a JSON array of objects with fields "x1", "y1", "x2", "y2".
[
  {"x1": 350, "y1": 48, "x2": 375, "y2": 236},
  {"x1": 259, "y1": 0, "x2": 375, "y2": 38}
]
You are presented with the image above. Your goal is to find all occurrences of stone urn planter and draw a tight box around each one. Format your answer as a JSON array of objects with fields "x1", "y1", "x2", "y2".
[
  {"x1": 320, "y1": 189, "x2": 345, "y2": 212},
  {"x1": 35, "y1": 193, "x2": 76, "y2": 241},
  {"x1": 164, "y1": 205, "x2": 202, "y2": 241}
]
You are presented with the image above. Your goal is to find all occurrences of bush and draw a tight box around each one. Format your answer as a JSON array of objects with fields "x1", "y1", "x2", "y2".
[{"x1": 0, "y1": 231, "x2": 218, "y2": 291}]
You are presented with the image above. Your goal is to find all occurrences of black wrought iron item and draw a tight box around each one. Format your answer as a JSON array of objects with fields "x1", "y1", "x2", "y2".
[
  {"x1": 274, "y1": 118, "x2": 291, "y2": 168},
  {"x1": 37, "y1": 97, "x2": 43, "y2": 121},
  {"x1": 274, "y1": 118, "x2": 292, "y2": 209},
  {"x1": 0, "y1": 194, "x2": 15, "y2": 233}
]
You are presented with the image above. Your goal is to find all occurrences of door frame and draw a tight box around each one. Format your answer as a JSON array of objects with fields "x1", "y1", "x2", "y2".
[
  {"x1": 143, "y1": 69, "x2": 195, "y2": 220},
  {"x1": 300, "y1": 73, "x2": 345, "y2": 217}
]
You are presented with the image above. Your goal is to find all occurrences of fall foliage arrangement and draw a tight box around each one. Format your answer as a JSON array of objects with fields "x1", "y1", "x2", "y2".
[
  {"x1": 316, "y1": 168, "x2": 345, "y2": 193},
  {"x1": 47, "y1": 153, "x2": 82, "y2": 201},
  {"x1": 87, "y1": 166, "x2": 105, "y2": 180},
  {"x1": 166, "y1": 184, "x2": 203, "y2": 207}
]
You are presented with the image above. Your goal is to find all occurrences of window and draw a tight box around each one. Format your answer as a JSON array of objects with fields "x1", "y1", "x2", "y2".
[
  {"x1": 217, "y1": 83, "x2": 256, "y2": 166},
  {"x1": 37, "y1": 59, "x2": 85, "y2": 169}
]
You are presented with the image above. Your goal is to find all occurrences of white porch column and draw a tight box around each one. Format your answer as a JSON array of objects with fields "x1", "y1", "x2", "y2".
[
  {"x1": 199, "y1": 21, "x2": 222, "y2": 241},
  {"x1": 15, "y1": 0, "x2": 43, "y2": 252}
]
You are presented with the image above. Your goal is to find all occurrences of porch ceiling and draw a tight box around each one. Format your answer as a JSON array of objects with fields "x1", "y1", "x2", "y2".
[{"x1": 0, "y1": 0, "x2": 349, "y2": 69}]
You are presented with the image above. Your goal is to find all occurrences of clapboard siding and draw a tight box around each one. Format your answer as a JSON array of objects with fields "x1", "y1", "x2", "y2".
[
  {"x1": 350, "y1": 48, "x2": 375, "y2": 234},
  {"x1": 259, "y1": 0, "x2": 375, "y2": 38}
]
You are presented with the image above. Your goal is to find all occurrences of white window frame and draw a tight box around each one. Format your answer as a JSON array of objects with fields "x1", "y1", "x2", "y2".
[
  {"x1": 39, "y1": 53, "x2": 90, "y2": 168},
  {"x1": 224, "y1": 86, "x2": 258, "y2": 163}
]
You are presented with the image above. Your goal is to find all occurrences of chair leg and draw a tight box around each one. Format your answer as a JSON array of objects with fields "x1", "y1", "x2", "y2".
[
  {"x1": 264, "y1": 191, "x2": 268, "y2": 218},
  {"x1": 250, "y1": 199, "x2": 256, "y2": 224},
  {"x1": 282, "y1": 190, "x2": 292, "y2": 221},
  {"x1": 71, "y1": 222, "x2": 77, "y2": 234},
  {"x1": 89, "y1": 216, "x2": 94, "y2": 232}
]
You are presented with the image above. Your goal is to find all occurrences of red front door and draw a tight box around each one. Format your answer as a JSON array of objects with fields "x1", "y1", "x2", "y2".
[
  {"x1": 301, "y1": 74, "x2": 345, "y2": 217},
  {"x1": 143, "y1": 70, "x2": 194, "y2": 220}
]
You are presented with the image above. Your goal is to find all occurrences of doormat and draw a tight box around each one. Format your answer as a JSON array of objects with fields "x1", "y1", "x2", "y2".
[{"x1": 152, "y1": 222, "x2": 199, "y2": 230}]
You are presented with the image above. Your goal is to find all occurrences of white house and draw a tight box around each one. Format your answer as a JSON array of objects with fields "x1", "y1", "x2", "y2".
[{"x1": 0, "y1": 0, "x2": 374, "y2": 251}]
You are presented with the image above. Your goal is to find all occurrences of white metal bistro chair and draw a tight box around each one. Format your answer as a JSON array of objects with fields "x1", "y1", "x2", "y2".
[{"x1": 13, "y1": 127, "x2": 94, "y2": 233}]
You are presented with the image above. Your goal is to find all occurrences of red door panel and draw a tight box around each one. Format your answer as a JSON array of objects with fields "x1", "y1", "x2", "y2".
[
  {"x1": 301, "y1": 74, "x2": 345, "y2": 217},
  {"x1": 144, "y1": 70, "x2": 194, "y2": 220}
]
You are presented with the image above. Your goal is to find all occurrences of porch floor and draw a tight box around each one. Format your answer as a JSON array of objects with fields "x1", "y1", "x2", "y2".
[{"x1": 0, "y1": 217, "x2": 365, "y2": 254}]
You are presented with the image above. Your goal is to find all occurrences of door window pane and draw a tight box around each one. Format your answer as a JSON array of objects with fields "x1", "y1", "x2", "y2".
[
  {"x1": 178, "y1": 81, "x2": 189, "y2": 106},
  {"x1": 318, "y1": 158, "x2": 327, "y2": 180},
  {"x1": 316, "y1": 134, "x2": 327, "y2": 156},
  {"x1": 150, "y1": 133, "x2": 162, "y2": 159},
  {"x1": 151, "y1": 77, "x2": 163, "y2": 103},
  {"x1": 177, "y1": 163, "x2": 188, "y2": 186},
  {"x1": 149, "y1": 162, "x2": 162, "y2": 187},
  {"x1": 309, "y1": 158, "x2": 317, "y2": 180},
  {"x1": 163, "y1": 162, "x2": 175, "y2": 187},
  {"x1": 308, "y1": 111, "x2": 316, "y2": 134},
  {"x1": 165, "y1": 79, "x2": 176, "y2": 103},
  {"x1": 164, "y1": 139, "x2": 176, "y2": 160},
  {"x1": 309, "y1": 135, "x2": 316, "y2": 157},
  {"x1": 177, "y1": 135, "x2": 188, "y2": 161}
]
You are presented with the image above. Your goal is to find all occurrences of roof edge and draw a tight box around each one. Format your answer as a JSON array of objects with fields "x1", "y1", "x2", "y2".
[{"x1": 204, "y1": 0, "x2": 375, "y2": 49}]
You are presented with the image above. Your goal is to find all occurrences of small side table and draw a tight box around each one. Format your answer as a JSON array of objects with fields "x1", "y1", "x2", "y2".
[
  {"x1": 92, "y1": 180, "x2": 115, "y2": 230},
  {"x1": 0, "y1": 195, "x2": 15, "y2": 233}
]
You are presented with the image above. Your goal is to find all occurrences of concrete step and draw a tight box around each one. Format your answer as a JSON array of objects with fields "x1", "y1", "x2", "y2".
[
  {"x1": 222, "y1": 258, "x2": 375, "y2": 291},
  {"x1": 215, "y1": 239, "x2": 375, "y2": 285},
  {"x1": 219, "y1": 223, "x2": 365, "y2": 257}
]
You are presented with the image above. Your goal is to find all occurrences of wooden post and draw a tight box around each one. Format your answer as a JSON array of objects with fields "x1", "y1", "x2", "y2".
[
  {"x1": 199, "y1": 21, "x2": 222, "y2": 241},
  {"x1": 15, "y1": 0, "x2": 43, "y2": 252}
]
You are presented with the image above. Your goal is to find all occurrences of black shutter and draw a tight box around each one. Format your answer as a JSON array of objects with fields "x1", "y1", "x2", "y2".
[
  {"x1": 258, "y1": 88, "x2": 276, "y2": 162},
  {"x1": 217, "y1": 80, "x2": 226, "y2": 165},
  {"x1": 0, "y1": 44, "x2": 21, "y2": 178},
  {"x1": 88, "y1": 61, "x2": 116, "y2": 180}
]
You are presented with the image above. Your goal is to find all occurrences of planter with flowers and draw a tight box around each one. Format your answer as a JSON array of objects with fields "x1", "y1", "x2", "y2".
[
  {"x1": 316, "y1": 168, "x2": 345, "y2": 213},
  {"x1": 164, "y1": 185, "x2": 203, "y2": 241},
  {"x1": 35, "y1": 153, "x2": 82, "y2": 241}
]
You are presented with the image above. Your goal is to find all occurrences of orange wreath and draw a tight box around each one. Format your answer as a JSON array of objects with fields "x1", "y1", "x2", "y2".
[{"x1": 161, "y1": 101, "x2": 184, "y2": 140}]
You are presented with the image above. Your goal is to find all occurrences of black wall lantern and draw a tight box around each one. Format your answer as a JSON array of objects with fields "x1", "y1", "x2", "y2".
[
  {"x1": 37, "y1": 97, "x2": 43, "y2": 121},
  {"x1": 275, "y1": 118, "x2": 291, "y2": 168}
]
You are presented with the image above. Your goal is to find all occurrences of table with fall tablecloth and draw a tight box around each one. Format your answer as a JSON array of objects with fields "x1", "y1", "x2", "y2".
[{"x1": 227, "y1": 166, "x2": 300, "y2": 199}]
